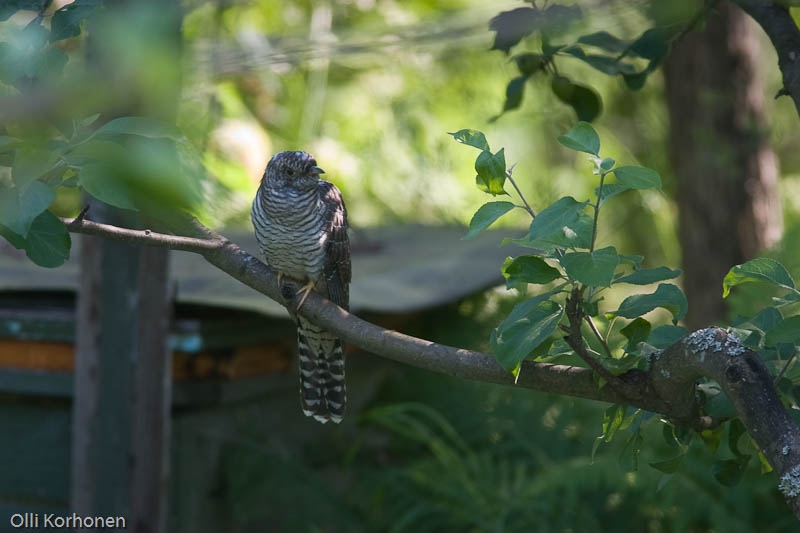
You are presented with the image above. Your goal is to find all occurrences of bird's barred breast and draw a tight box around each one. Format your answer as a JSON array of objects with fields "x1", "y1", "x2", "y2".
[{"x1": 252, "y1": 186, "x2": 328, "y2": 282}]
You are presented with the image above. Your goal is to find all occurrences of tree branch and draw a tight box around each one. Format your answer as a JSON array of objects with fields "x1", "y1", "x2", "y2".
[
  {"x1": 736, "y1": 0, "x2": 800, "y2": 116},
  {"x1": 62, "y1": 215, "x2": 800, "y2": 517}
]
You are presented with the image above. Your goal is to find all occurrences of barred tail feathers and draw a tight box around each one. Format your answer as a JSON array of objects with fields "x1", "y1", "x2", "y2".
[{"x1": 297, "y1": 317, "x2": 346, "y2": 424}]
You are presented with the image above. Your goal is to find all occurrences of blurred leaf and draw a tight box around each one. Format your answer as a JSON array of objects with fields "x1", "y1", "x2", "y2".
[
  {"x1": 722, "y1": 257, "x2": 796, "y2": 298},
  {"x1": 95, "y1": 116, "x2": 184, "y2": 141},
  {"x1": 610, "y1": 283, "x2": 688, "y2": 324},
  {"x1": 563, "y1": 48, "x2": 637, "y2": 75},
  {"x1": 619, "y1": 429, "x2": 643, "y2": 472},
  {"x1": 577, "y1": 31, "x2": 629, "y2": 53},
  {"x1": 619, "y1": 254, "x2": 644, "y2": 268},
  {"x1": 51, "y1": 0, "x2": 103, "y2": 41},
  {"x1": 475, "y1": 148, "x2": 507, "y2": 195},
  {"x1": 0, "y1": 224, "x2": 25, "y2": 249},
  {"x1": 650, "y1": 454, "x2": 686, "y2": 474},
  {"x1": 615, "y1": 266, "x2": 681, "y2": 285},
  {"x1": 556, "y1": 121, "x2": 600, "y2": 156},
  {"x1": 513, "y1": 53, "x2": 543, "y2": 75},
  {"x1": 501, "y1": 255, "x2": 561, "y2": 289},
  {"x1": 24, "y1": 210, "x2": 71, "y2": 268},
  {"x1": 490, "y1": 298, "x2": 563, "y2": 372},
  {"x1": 621, "y1": 317, "x2": 651, "y2": 353},
  {"x1": 78, "y1": 163, "x2": 138, "y2": 211},
  {"x1": 551, "y1": 76, "x2": 602, "y2": 122},
  {"x1": 514, "y1": 196, "x2": 592, "y2": 250},
  {"x1": 463, "y1": 201, "x2": 515, "y2": 240},
  {"x1": 743, "y1": 306, "x2": 783, "y2": 333},
  {"x1": 593, "y1": 405, "x2": 640, "y2": 461},
  {"x1": 0, "y1": 180, "x2": 56, "y2": 237},
  {"x1": 765, "y1": 316, "x2": 800, "y2": 345},
  {"x1": 598, "y1": 157, "x2": 615, "y2": 173},
  {"x1": 489, "y1": 7, "x2": 538, "y2": 54},
  {"x1": 12, "y1": 146, "x2": 59, "y2": 189},
  {"x1": 700, "y1": 424, "x2": 725, "y2": 453},
  {"x1": 502, "y1": 76, "x2": 527, "y2": 112},
  {"x1": 560, "y1": 246, "x2": 619, "y2": 287},
  {"x1": 698, "y1": 383, "x2": 736, "y2": 419},
  {"x1": 448, "y1": 129, "x2": 490, "y2": 151},
  {"x1": 613, "y1": 165, "x2": 662, "y2": 190},
  {"x1": 712, "y1": 458, "x2": 749, "y2": 487},
  {"x1": 629, "y1": 28, "x2": 669, "y2": 60}
]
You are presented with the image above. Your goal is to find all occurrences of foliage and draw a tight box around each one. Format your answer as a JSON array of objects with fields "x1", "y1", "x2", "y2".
[
  {"x1": 0, "y1": 1, "x2": 207, "y2": 267},
  {"x1": 486, "y1": 1, "x2": 703, "y2": 122},
  {"x1": 453, "y1": 121, "x2": 800, "y2": 489}
]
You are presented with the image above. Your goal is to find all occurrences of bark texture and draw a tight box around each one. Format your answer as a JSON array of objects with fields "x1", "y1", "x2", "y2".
[{"x1": 663, "y1": 1, "x2": 782, "y2": 329}]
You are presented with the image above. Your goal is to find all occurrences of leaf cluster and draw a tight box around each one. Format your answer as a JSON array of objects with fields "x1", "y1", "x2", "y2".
[
  {"x1": 452, "y1": 122, "x2": 678, "y2": 376},
  {"x1": 488, "y1": 2, "x2": 676, "y2": 122},
  {"x1": 0, "y1": 2, "x2": 206, "y2": 267}
]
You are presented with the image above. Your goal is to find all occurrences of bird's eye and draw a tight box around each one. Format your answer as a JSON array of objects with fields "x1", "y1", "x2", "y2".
[{"x1": 285, "y1": 166, "x2": 295, "y2": 176}]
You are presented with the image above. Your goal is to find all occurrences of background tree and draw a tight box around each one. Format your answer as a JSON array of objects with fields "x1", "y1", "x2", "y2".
[{"x1": 663, "y1": 1, "x2": 783, "y2": 328}]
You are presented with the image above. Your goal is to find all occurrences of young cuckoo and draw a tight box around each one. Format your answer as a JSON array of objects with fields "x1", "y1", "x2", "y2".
[{"x1": 251, "y1": 151, "x2": 351, "y2": 424}]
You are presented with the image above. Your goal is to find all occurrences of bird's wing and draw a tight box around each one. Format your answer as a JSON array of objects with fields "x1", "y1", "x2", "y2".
[{"x1": 319, "y1": 180, "x2": 351, "y2": 310}]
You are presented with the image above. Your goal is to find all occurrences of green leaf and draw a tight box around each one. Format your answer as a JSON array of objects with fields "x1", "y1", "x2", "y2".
[
  {"x1": 612, "y1": 166, "x2": 662, "y2": 190},
  {"x1": 50, "y1": 0, "x2": 102, "y2": 41},
  {"x1": 0, "y1": 180, "x2": 56, "y2": 237},
  {"x1": 515, "y1": 196, "x2": 592, "y2": 250},
  {"x1": 650, "y1": 454, "x2": 686, "y2": 474},
  {"x1": 78, "y1": 163, "x2": 138, "y2": 211},
  {"x1": 744, "y1": 306, "x2": 783, "y2": 333},
  {"x1": 598, "y1": 157, "x2": 615, "y2": 173},
  {"x1": 24, "y1": 210, "x2": 71, "y2": 268},
  {"x1": 712, "y1": 458, "x2": 749, "y2": 487},
  {"x1": 501, "y1": 255, "x2": 561, "y2": 289},
  {"x1": 577, "y1": 31, "x2": 629, "y2": 54},
  {"x1": 463, "y1": 201, "x2": 515, "y2": 240},
  {"x1": 621, "y1": 317, "x2": 651, "y2": 353},
  {"x1": 490, "y1": 298, "x2": 563, "y2": 372},
  {"x1": 765, "y1": 316, "x2": 800, "y2": 345},
  {"x1": 94, "y1": 116, "x2": 184, "y2": 141},
  {"x1": 475, "y1": 148, "x2": 507, "y2": 195},
  {"x1": 647, "y1": 325, "x2": 689, "y2": 349},
  {"x1": 619, "y1": 429, "x2": 643, "y2": 472},
  {"x1": 630, "y1": 28, "x2": 668, "y2": 61},
  {"x1": 722, "y1": 257, "x2": 795, "y2": 297},
  {"x1": 615, "y1": 266, "x2": 681, "y2": 285},
  {"x1": 489, "y1": 7, "x2": 538, "y2": 54},
  {"x1": 610, "y1": 283, "x2": 688, "y2": 324},
  {"x1": 449, "y1": 129, "x2": 489, "y2": 151},
  {"x1": 502, "y1": 76, "x2": 526, "y2": 112},
  {"x1": 12, "y1": 146, "x2": 59, "y2": 189},
  {"x1": 560, "y1": 246, "x2": 619, "y2": 287},
  {"x1": 568, "y1": 51, "x2": 638, "y2": 76},
  {"x1": 513, "y1": 53, "x2": 543, "y2": 75},
  {"x1": 556, "y1": 121, "x2": 600, "y2": 156},
  {"x1": 551, "y1": 78, "x2": 602, "y2": 123},
  {"x1": 593, "y1": 405, "x2": 640, "y2": 460}
]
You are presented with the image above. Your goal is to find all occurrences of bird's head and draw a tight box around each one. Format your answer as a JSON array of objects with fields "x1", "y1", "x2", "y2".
[{"x1": 263, "y1": 151, "x2": 325, "y2": 191}]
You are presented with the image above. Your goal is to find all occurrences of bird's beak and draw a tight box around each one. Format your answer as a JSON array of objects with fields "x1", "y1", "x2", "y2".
[{"x1": 312, "y1": 166, "x2": 325, "y2": 175}]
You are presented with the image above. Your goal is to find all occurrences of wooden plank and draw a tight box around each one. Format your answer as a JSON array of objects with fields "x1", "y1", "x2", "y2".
[{"x1": 130, "y1": 244, "x2": 172, "y2": 533}]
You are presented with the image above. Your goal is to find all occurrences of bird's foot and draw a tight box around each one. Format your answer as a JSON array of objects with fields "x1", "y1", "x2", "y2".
[{"x1": 294, "y1": 281, "x2": 316, "y2": 311}]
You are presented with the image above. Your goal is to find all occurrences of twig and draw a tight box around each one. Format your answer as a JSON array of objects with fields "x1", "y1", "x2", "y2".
[
  {"x1": 506, "y1": 167, "x2": 536, "y2": 219},
  {"x1": 63, "y1": 217, "x2": 225, "y2": 253}
]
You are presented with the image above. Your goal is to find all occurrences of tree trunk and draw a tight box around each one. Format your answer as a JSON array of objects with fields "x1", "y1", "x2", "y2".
[{"x1": 663, "y1": 1, "x2": 782, "y2": 329}]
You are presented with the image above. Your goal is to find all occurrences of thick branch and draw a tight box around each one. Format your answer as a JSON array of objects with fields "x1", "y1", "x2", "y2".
[
  {"x1": 63, "y1": 215, "x2": 800, "y2": 517},
  {"x1": 736, "y1": 0, "x2": 800, "y2": 115}
]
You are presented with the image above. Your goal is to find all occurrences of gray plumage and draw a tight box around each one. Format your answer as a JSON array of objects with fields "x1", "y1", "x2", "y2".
[{"x1": 251, "y1": 151, "x2": 351, "y2": 424}]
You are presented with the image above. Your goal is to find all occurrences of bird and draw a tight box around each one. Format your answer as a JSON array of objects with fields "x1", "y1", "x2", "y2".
[{"x1": 251, "y1": 151, "x2": 351, "y2": 424}]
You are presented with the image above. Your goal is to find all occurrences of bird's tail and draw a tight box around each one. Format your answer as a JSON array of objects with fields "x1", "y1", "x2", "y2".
[{"x1": 297, "y1": 317, "x2": 346, "y2": 424}]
